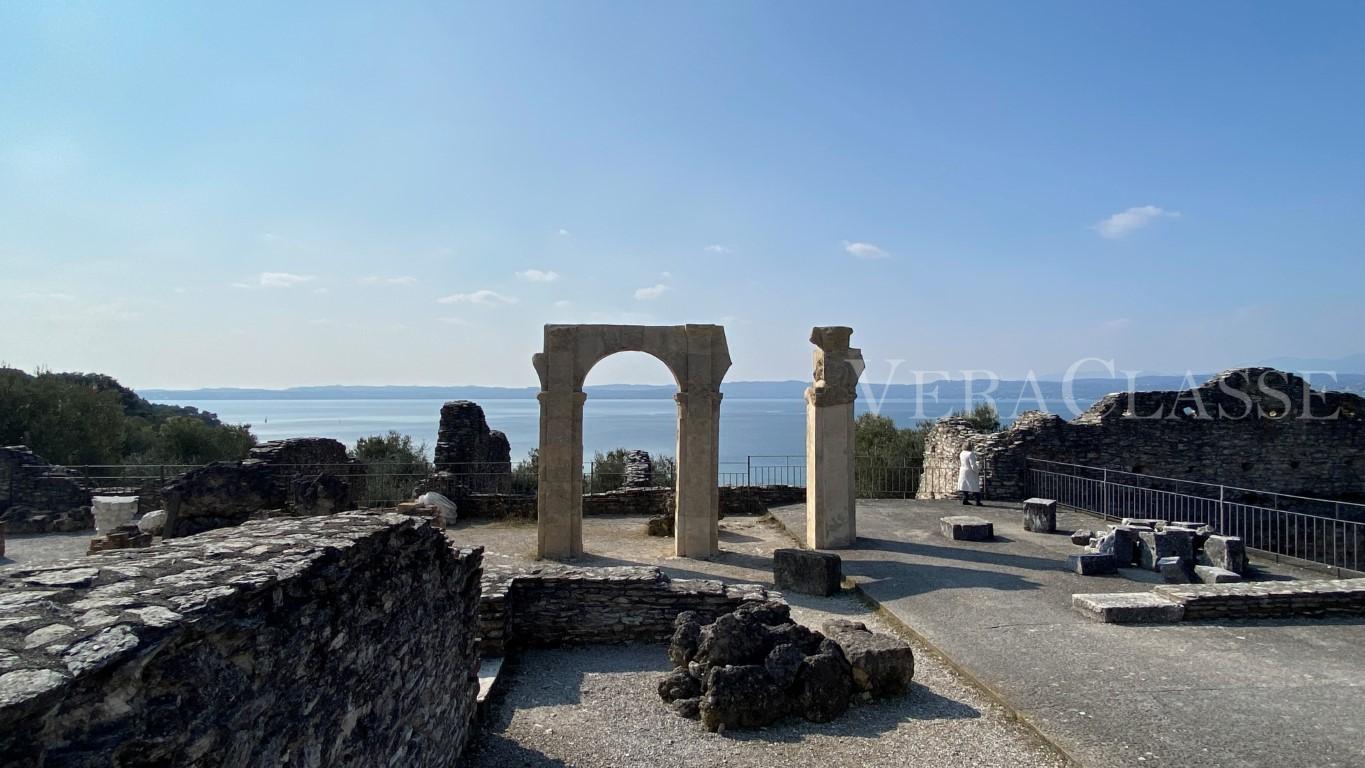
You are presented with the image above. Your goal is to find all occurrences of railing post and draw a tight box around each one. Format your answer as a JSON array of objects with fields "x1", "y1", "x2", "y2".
[
  {"x1": 1219, "y1": 484, "x2": 1226, "y2": 535},
  {"x1": 1101, "y1": 468, "x2": 1108, "y2": 519},
  {"x1": 746, "y1": 455, "x2": 752, "y2": 488}
]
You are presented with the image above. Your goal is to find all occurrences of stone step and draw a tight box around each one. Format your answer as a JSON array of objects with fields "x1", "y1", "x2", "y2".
[
  {"x1": 1075, "y1": 577, "x2": 1365, "y2": 623},
  {"x1": 477, "y1": 656, "x2": 505, "y2": 714}
]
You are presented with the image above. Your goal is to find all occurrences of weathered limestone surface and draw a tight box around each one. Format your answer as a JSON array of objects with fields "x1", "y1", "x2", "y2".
[
  {"x1": 805, "y1": 327, "x2": 864, "y2": 549},
  {"x1": 773, "y1": 548, "x2": 842, "y2": 596},
  {"x1": 659, "y1": 605, "x2": 911, "y2": 732},
  {"x1": 162, "y1": 438, "x2": 365, "y2": 538},
  {"x1": 623, "y1": 450, "x2": 655, "y2": 488},
  {"x1": 917, "y1": 368, "x2": 1365, "y2": 502},
  {"x1": 434, "y1": 401, "x2": 512, "y2": 492},
  {"x1": 161, "y1": 461, "x2": 276, "y2": 538},
  {"x1": 1153, "y1": 578, "x2": 1365, "y2": 620},
  {"x1": 821, "y1": 619, "x2": 915, "y2": 697},
  {"x1": 532, "y1": 324, "x2": 730, "y2": 559},
  {"x1": 1067, "y1": 553, "x2": 1118, "y2": 575},
  {"x1": 1201, "y1": 535, "x2": 1249, "y2": 575},
  {"x1": 0, "y1": 512, "x2": 484, "y2": 768},
  {"x1": 1072, "y1": 592, "x2": 1186, "y2": 623},
  {"x1": 476, "y1": 564, "x2": 773, "y2": 656},
  {"x1": 0, "y1": 446, "x2": 93, "y2": 534},
  {"x1": 1076, "y1": 578, "x2": 1365, "y2": 623},
  {"x1": 1022, "y1": 497, "x2": 1058, "y2": 533},
  {"x1": 940, "y1": 515, "x2": 994, "y2": 541}
]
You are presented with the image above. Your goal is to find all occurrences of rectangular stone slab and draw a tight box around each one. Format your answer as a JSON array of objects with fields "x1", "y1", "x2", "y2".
[
  {"x1": 940, "y1": 516, "x2": 994, "y2": 541},
  {"x1": 773, "y1": 548, "x2": 842, "y2": 597},
  {"x1": 1194, "y1": 565, "x2": 1243, "y2": 584},
  {"x1": 1072, "y1": 592, "x2": 1186, "y2": 623},
  {"x1": 1067, "y1": 553, "x2": 1118, "y2": 576}
]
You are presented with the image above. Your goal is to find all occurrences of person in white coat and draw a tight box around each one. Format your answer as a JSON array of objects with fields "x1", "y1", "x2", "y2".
[{"x1": 958, "y1": 444, "x2": 983, "y2": 506}]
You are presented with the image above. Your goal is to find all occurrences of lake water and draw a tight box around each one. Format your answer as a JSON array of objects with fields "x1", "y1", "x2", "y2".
[{"x1": 152, "y1": 396, "x2": 1093, "y2": 467}]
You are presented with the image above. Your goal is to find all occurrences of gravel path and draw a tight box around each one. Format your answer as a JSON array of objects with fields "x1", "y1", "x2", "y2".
[
  {"x1": 469, "y1": 593, "x2": 1069, "y2": 768},
  {"x1": 459, "y1": 515, "x2": 1071, "y2": 768}
]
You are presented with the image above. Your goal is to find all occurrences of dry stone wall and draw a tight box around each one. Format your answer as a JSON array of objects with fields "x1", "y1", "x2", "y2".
[
  {"x1": 0, "y1": 446, "x2": 93, "y2": 534},
  {"x1": 434, "y1": 401, "x2": 511, "y2": 490},
  {"x1": 919, "y1": 369, "x2": 1365, "y2": 502},
  {"x1": 0, "y1": 512, "x2": 483, "y2": 768},
  {"x1": 162, "y1": 438, "x2": 364, "y2": 538},
  {"x1": 478, "y1": 564, "x2": 774, "y2": 656}
]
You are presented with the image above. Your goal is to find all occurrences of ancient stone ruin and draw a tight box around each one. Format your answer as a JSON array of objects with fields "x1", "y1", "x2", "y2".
[
  {"x1": 919, "y1": 368, "x2": 1365, "y2": 501},
  {"x1": 161, "y1": 437, "x2": 363, "y2": 538},
  {"x1": 434, "y1": 400, "x2": 511, "y2": 489},
  {"x1": 532, "y1": 324, "x2": 730, "y2": 559},
  {"x1": 0, "y1": 513, "x2": 483, "y2": 767},
  {"x1": 623, "y1": 449, "x2": 654, "y2": 488},
  {"x1": 0, "y1": 446, "x2": 93, "y2": 534},
  {"x1": 659, "y1": 602, "x2": 914, "y2": 731},
  {"x1": 805, "y1": 326, "x2": 864, "y2": 549}
]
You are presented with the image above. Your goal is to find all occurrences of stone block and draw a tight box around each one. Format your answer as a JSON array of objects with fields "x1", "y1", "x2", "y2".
[
  {"x1": 1072, "y1": 592, "x2": 1185, "y2": 624},
  {"x1": 1067, "y1": 553, "x2": 1118, "y2": 576},
  {"x1": 1158, "y1": 556, "x2": 1195, "y2": 584},
  {"x1": 821, "y1": 619, "x2": 914, "y2": 697},
  {"x1": 773, "y1": 548, "x2": 842, "y2": 596},
  {"x1": 1091, "y1": 526, "x2": 1138, "y2": 565},
  {"x1": 940, "y1": 516, "x2": 993, "y2": 541},
  {"x1": 1194, "y1": 565, "x2": 1243, "y2": 584},
  {"x1": 91, "y1": 496, "x2": 137, "y2": 535},
  {"x1": 1200, "y1": 535, "x2": 1248, "y2": 576},
  {"x1": 1138, "y1": 529, "x2": 1194, "y2": 571},
  {"x1": 1122, "y1": 518, "x2": 1164, "y2": 529},
  {"x1": 1022, "y1": 498, "x2": 1057, "y2": 533}
]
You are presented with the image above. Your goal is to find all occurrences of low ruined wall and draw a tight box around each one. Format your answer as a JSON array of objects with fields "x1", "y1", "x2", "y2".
[
  {"x1": 451, "y1": 485, "x2": 805, "y2": 523},
  {"x1": 0, "y1": 446, "x2": 93, "y2": 534},
  {"x1": 0, "y1": 513, "x2": 483, "y2": 768},
  {"x1": 161, "y1": 438, "x2": 366, "y2": 538},
  {"x1": 478, "y1": 565, "x2": 774, "y2": 656},
  {"x1": 919, "y1": 368, "x2": 1365, "y2": 501}
]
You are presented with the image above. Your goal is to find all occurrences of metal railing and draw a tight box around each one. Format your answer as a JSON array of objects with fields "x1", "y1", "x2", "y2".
[
  {"x1": 1028, "y1": 458, "x2": 1365, "y2": 576},
  {"x1": 25, "y1": 455, "x2": 927, "y2": 509}
]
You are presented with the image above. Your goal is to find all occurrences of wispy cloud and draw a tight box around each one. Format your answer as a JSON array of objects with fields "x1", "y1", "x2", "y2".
[
  {"x1": 358, "y1": 275, "x2": 418, "y2": 286},
  {"x1": 258, "y1": 272, "x2": 315, "y2": 288},
  {"x1": 554, "y1": 299, "x2": 572, "y2": 308},
  {"x1": 843, "y1": 241, "x2": 889, "y2": 259},
  {"x1": 85, "y1": 299, "x2": 139, "y2": 321},
  {"x1": 18, "y1": 291, "x2": 76, "y2": 302},
  {"x1": 516, "y1": 269, "x2": 560, "y2": 283},
  {"x1": 634, "y1": 283, "x2": 670, "y2": 300},
  {"x1": 557, "y1": 228, "x2": 571, "y2": 236},
  {"x1": 439, "y1": 316, "x2": 474, "y2": 326},
  {"x1": 1098, "y1": 317, "x2": 1132, "y2": 332},
  {"x1": 437, "y1": 290, "x2": 517, "y2": 305},
  {"x1": 1094, "y1": 206, "x2": 1181, "y2": 239},
  {"x1": 704, "y1": 244, "x2": 733, "y2": 255}
]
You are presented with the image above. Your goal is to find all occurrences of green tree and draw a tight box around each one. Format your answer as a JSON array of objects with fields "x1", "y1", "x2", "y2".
[
  {"x1": 854, "y1": 412, "x2": 933, "y2": 498},
  {"x1": 351, "y1": 431, "x2": 433, "y2": 474},
  {"x1": 510, "y1": 449, "x2": 539, "y2": 494},
  {"x1": 951, "y1": 402, "x2": 1001, "y2": 432}
]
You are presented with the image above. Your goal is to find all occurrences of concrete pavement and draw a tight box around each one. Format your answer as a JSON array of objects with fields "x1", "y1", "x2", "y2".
[{"x1": 771, "y1": 499, "x2": 1365, "y2": 768}]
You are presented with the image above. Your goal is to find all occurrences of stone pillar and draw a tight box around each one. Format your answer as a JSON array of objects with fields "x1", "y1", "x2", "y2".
[
  {"x1": 536, "y1": 389, "x2": 586, "y2": 559},
  {"x1": 675, "y1": 388, "x2": 722, "y2": 558},
  {"x1": 805, "y1": 327, "x2": 864, "y2": 549}
]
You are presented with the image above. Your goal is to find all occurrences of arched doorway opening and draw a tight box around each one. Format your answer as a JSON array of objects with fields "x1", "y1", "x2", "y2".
[{"x1": 581, "y1": 352, "x2": 679, "y2": 495}]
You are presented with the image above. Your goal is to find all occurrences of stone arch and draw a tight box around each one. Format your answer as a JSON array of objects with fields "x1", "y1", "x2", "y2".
[{"x1": 532, "y1": 324, "x2": 731, "y2": 559}]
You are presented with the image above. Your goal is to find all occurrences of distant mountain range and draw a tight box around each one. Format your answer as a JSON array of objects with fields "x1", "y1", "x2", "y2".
[{"x1": 140, "y1": 373, "x2": 1365, "y2": 402}]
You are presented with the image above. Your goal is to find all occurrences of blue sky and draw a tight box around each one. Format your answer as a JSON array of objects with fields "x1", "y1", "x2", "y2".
[{"x1": 2, "y1": 2, "x2": 1363, "y2": 388}]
